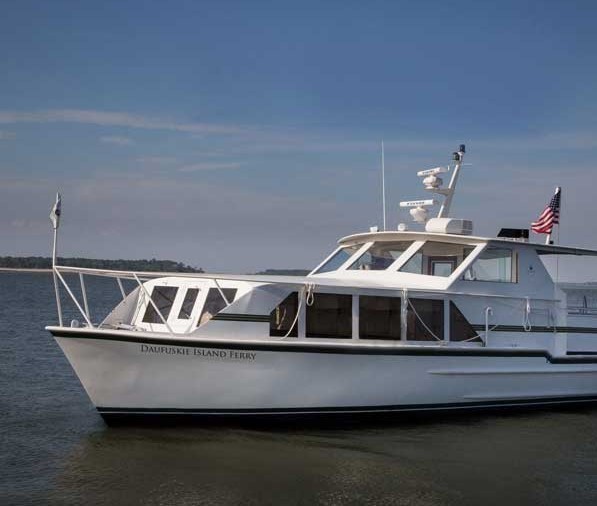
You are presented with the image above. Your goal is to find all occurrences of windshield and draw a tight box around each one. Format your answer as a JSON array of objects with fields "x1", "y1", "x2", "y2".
[
  {"x1": 313, "y1": 244, "x2": 362, "y2": 274},
  {"x1": 348, "y1": 241, "x2": 414, "y2": 271},
  {"x1": 400, "y1": 241, "x2": 475, "y2": 277}
]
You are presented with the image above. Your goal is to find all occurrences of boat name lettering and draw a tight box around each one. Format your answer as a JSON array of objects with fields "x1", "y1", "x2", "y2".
[{"x1": 140, "y1": 344, "x2": 256, "y2": 361}]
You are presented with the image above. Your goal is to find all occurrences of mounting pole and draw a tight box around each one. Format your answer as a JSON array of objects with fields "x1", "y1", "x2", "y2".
[
  {"x1": 50, "y1": 193, "x2": 63, "y2": 326},
  {"x1": 545, "y1": 186, "x2": 562, "y2": 245},
  {"x1": 381, "y1": 140, "x2": 386, "y2": 231},
  {"x1": 437, "y1": 144, "x2": 466, "y2": 218}
]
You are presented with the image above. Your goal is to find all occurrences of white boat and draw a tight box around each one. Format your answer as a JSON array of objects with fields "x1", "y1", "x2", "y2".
[{"x1": 46, "y1": 145, "x2": 597, "y2": 423}]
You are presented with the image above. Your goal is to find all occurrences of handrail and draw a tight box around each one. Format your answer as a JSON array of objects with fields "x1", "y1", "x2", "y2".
[
  {"x1": 53, "y1": 264, "x2": 561, "y2": 303},
  {"x1": 51, "y1": 264, "x2": 563, "y2": 339}
]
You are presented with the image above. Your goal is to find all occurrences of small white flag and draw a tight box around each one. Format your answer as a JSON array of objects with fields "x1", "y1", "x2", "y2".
[{"x1": 50, "y1": 193, "x2": 62, "y2": 230}]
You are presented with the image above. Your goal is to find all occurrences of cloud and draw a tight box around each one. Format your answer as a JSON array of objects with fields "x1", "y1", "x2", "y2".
[
  {"x1": 178, "y1": 162, "x2": 242, "y2": 172},
  {"x1": 100, "y1": 135, "x2": 134, "y2": 146},
  {"x1": 0, "y1": 109, "x2": 245, "y2": 135},
  {"x1": 2, "y1": 108, "x2": 597, "y2": 158},
  {"x1": 136, "y1": 156, "x2": 178, "y2": 164},
  {"x1": 0, "y1": 130, "x2": 16, "y2": 140}
]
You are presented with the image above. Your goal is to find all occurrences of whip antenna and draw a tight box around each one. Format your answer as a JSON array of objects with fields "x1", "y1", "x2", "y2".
[{"x1": 381, "y1": 140, "x2": 386, "y2": 231}]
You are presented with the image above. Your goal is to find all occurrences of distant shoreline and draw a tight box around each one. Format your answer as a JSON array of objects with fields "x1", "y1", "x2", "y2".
[{"x1": 0, "y1": 268, "x2": 52, "y2": 273}]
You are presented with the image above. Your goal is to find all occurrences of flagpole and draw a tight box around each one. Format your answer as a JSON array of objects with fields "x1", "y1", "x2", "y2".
[
  {"x1": 557, "y1": 186, "x2": 562, "y2": 245},
  {"x1": 544, "y1": 186, "x2": 561, "y2": 245},
  {"x1": 50, "y1": 193, "x2": 63, "y2": 326},
  {"x1": 52, "y1": 226, "x2": 63, "y2": 326}
]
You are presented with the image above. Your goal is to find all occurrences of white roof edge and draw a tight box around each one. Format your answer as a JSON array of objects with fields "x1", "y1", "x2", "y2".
[
  {"x1": 338, "y1": 230, "x2": 488, "y2": 246},
  {"x1": 338, "y1": 231, "x2": 597, "y2": 255}
]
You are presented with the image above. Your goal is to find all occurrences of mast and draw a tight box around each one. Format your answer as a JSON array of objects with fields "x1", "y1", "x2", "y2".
[{"x1": 437, "y1": 144, "x2": 465, "y2": 218}]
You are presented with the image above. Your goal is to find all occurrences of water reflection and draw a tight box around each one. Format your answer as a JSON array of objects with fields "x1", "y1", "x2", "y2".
[{"x1": 50, "y1": 409, "x2": 597, "y2": 506}]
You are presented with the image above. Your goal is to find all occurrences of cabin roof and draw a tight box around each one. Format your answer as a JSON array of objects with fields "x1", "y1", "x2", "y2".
[{"x1": 338, "y1": 230, "x2": 597, "y2": 256}]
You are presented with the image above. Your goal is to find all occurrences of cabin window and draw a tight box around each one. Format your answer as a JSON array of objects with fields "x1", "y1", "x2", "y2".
[
  {"x1": 449, "y1": 301, "x2": 480, "y2": 342},
  {"x1": 564, "y1": 289, "x2": 597, "y2": 316},
  {"x1": 177, "y1": 288, "x2": 200, "y2": 319},
  {"x1": 198, "y1": 288, "x2": 237, "y2": 326},
  {"x1": 399, "y1": 242, "x2": 474, "y2": 277},
  {"x1": 359, "y1": 295, "x2": 401, "y2": 340},
  {"x1": 270, "y1": 292, "x2": 299, "y2": 337},
  {"x1": 406, "y1": 298, "x2": 444, "y2": 341},
  {"x1": 142, "y1": 286, "x2": 179, "y2": 323},
  {"x1": 349, "y1": 241, "x2": 413, "y2": 271},
  {"x1": 314, "y1": 245, "x2": 362, "y2": 274},
  {"x1": 464, "y1": 247, "x2": 516, "y2": 282},
  {"x1": 306, "y1": 293, "x2": 352, "y2": 338}
]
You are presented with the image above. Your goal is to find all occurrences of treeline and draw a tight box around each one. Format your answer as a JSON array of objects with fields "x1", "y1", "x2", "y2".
[{"x1": 0, "y1": 256, "x2": 203, "y2": 272}]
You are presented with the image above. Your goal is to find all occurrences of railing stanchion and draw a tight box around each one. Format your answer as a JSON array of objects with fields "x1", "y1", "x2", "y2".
[
  {"x1": 484, "y1": 307, "x2": 493, "y2": 347},
  {"x1": 213, "y1": 278, "x2": 231, "y2": 306},
  {"x1": 116, "y1": 277, "x2": 127, "y2": 301},
  {"x1": 79, "y1": 273, "x2": 91, "y2": 323}
]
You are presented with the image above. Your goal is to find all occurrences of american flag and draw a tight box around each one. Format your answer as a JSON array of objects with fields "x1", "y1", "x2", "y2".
[{"x1": 531, "y1": 187, "x2": 561, "y2": 234}]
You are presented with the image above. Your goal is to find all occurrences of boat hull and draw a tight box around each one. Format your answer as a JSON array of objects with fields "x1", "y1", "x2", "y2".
[{"x1": 50, "y1": 329, "x2": 597, "y2": 422}]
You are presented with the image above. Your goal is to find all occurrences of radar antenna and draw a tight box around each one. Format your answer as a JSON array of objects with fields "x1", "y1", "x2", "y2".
[{"x1": 399, "y1": 144, "x2": 472, "y2": 235}]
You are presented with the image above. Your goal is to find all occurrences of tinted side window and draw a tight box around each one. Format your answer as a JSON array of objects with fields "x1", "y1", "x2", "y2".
[
  {"x1": 178, "y1": 288, "x2": 200, "y2": 319},
  {"x1": 406, "y1": 298, "x2": 444, "y2": 341},
  {"x1": 306, "y1": 294, "x2": 352, "y2": 338},
  {"x1": 449, "y1": 301, "x2": 480, "y2": 342},
  {"x1": 198, "y1": 288, "x2": 237, "y2": 326},
  {"x1": 270, "y1": 292, "x2": 299, "y2": 337},
  {"x1": 142, "y1": 286, "x2": 179, "y2": 323},
  {"x1": 359, "y1": 295, "x2": 401, "y2": 340}
]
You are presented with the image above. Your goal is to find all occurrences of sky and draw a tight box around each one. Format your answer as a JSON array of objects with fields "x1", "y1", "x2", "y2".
[{"x1": 1, "y1": 0, "x2": 597, "y2": 273}]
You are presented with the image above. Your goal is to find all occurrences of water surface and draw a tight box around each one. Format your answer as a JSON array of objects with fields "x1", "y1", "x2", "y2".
[{"x1": 2, "y1": 273, "x2": 597, "y2": 505}]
